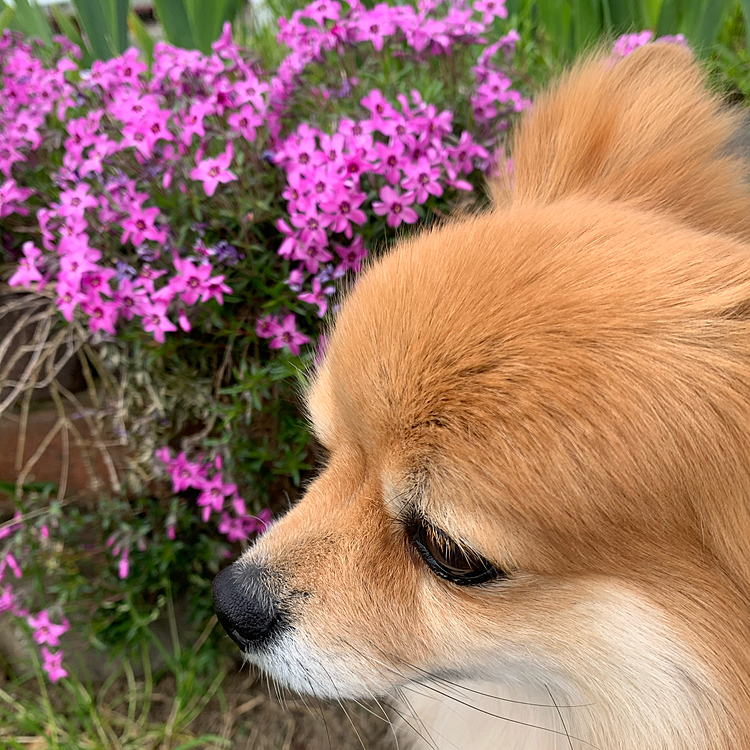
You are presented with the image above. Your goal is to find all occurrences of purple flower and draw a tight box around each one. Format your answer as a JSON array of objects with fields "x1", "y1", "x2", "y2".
[
  {"x1": 299, "y1": 277, "x2": 336, "y2": 317},
  {"x1": 269, "y1": 314, "x2": 310, "y2": 356}
]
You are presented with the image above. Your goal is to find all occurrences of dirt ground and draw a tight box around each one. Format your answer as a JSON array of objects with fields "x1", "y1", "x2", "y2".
[{"x1": 195, "y1": 667, "x2": 400, "y2": 750}]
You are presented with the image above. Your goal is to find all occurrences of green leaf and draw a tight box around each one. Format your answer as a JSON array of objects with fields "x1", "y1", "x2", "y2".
[
  {"x1": 128, "y1": 10, "x2": 154, "y2": 65},
  {"x1": 679, "y1": 0, "x2": 732, "y2": 49},
  {"x1": 607, "y1": 0, "x2": 640, "y2": 31},
  {"x1": 571, "y1": 0, "x2": 601, "y2": 53},
  {"x1": 71, "y1": 0, "x2": 113, "y2": 59},
  {"x1": 536, "y1": 0, "x2": 573, "y2": 56},
  {"x1": 152, "y1": 0, "x2": 194, "y2": 49},
  {"x1": 13, "y1": 0, "x2": 53, "y2": 46},
  {"x1": 638, "y1": 0, "x2": 663, "y2": 28},
  {"x1": 51, "y1": 6, "x2": 92, "y2": 64},
  {"x1": 741, "y1": 0, "x2": 750, "y2": 49},
  {"x1": 185, "y1": 0, "x2": 231, "y2": 53},
  {"x1": 107, "y1": 0, "x2": 129, "y2": 56},
  {"x1": 0, "y1": 5, "x2": 14, "y2": 34}
]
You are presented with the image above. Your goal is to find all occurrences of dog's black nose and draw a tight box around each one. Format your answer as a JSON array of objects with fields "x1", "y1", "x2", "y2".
[{"x1": 212, "y1": 564, "x2": 283, "y2": 651}]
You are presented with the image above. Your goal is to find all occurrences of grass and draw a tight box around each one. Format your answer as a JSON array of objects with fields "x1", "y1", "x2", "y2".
[{"x1": 0, "y1": 595, "x2": 230, "y2": 750}]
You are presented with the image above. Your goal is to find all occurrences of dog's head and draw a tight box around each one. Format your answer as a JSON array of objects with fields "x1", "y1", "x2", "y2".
[{"x1": 214, "y1": 45, "x2": 750, "y2": 747}]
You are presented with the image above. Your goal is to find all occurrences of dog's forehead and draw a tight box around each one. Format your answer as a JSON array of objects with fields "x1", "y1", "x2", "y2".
[{"x1": 307, "y1": 203, "x2": 649, "y2": 453}]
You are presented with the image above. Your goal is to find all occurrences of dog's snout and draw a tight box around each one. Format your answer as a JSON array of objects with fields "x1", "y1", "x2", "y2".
[{"x1": 212, "y1": 564, "x2": 283, "y2": 651}]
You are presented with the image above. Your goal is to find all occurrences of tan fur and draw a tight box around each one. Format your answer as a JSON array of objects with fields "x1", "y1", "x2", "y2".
[{"x1": 239, "y1": 44, "x2": 750, "y2": 748}]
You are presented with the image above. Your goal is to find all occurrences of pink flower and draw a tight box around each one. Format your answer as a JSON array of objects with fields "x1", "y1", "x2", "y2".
[
  {"x1": 0, "y1": 587, "x2": 14, "y2": 613},
  {"x1": 179, "y1": 100, "x2": 213, "y2": 146},
  {"x1": 58, "y1": 183, "x2": 97, "y2": 218},
  {"x1": 218, "y1": 513, "x2": 249, "y2": 542},
  {"x1": 141, "y1": 301, "x2": 177, "y2": 343},
  {"x1": 334, "y1": 237, "x2": 368, "y2": 277},
  {"x1": 299, "y1": 277, "x2": 335, "y2": 317},
  {"x1": 171, "y1": 256, "x2": 213, "y2": 305},
  {"x1": 168, "y1": 452, "x2": 205, "y2": 492},
  {"x1": 28, "y1": 610, "x2": 70, "y2": 647},
  {"x1": 190, "y1": 144, "x2": 237, "y2": 197},
  {"x1": 8, "y1": 241, "x2": 43, "y2": 289},
  {"x1": 321, "y1": 187, "x2": 367, "y2": 237},
  {"x1": 228, "y1": 105, "x2": 263, "y2": 142},
  {"x1": 41, "y1": 647, "x2": 68, "y2": 682},
  {"x1": 612, "y1": 30, "x2": 654, "y2": 57},
  {"x1": 121, "y1": 204, "x2": 167, "y2": 246},
  {"x1": 56, "y1": 279, "x2": 86, "y2": 321},
  {"x1": 402, "y1": 157, "x2": 444, "y2": 203},
  {"x1": 118, "y1": 549, "x2": 129, "y2": 579},
  {"x1": 0, "y1": 178, "x2": 33, "y2": 217},
  {"x1": 82, "y1": 297, "x2": 119, "y2": 336},
  {"x1": 256, "y1": 315, "x2": 282, "y2": 339},
  {"x1": 473, "y1": 0, "x2": 508, "y2": 24},
  {"x1": 114, "y1": 279, "x2": 148, "y2": 321},
  {"x1": 0, "y1": 553, "x2": 22, "y2": 579},
  {"x1": 372, "y1": 186, "x2": 418, "y2": 227},
  {"x1": 196, "y1": 473, "x2": 237, "y2": 522},
  {"x1": 269, "y1": 314, "x2": 310, "y2": 356}
]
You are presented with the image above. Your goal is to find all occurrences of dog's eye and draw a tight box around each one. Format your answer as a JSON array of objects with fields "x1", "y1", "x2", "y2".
[{"x1": 411, "y1": 523, "x2": 500, "y2": 586}]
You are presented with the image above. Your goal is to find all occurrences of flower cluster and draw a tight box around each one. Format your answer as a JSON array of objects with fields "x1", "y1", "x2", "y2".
[
  {"x1": 612, "y1": 30, "x2": 687, "y2": 57},
  {"x1": 0, "y1": 521, "x2": 70, "y2": 682},
  {"x1": 266, "y1": 0, "x2": 527, "y2": 320},
  {"x1": 1, "y1": 34, "x2": 255, "y2": 344},
  {"x1": 1, "y1": 0, "x2": 529, "y2": 355},
  {"x1": 155, "y1": 448, "x2": 271, "y2": 546}
]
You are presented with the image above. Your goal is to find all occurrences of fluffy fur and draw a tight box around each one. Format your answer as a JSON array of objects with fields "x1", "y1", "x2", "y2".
[{"x1": 231, "y1": 44, "x2": 750, "y2": 749}]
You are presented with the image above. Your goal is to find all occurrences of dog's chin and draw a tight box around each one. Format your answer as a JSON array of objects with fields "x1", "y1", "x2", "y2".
[{"x1": 240, "y1": 631, "x2": 400, "y2": 701}]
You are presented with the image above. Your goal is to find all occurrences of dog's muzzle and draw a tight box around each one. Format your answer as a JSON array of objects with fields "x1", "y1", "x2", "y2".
[{"x1": 212, "y1": 563, "x2": 285, "y2": 651}]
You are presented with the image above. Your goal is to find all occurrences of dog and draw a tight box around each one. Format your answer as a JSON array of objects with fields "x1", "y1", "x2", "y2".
[{"x1": 213, "y1": 43, "x2": 750, "y2": 749}]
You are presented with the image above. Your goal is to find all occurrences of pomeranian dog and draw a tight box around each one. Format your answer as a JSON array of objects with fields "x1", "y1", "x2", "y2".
[{"x1": 213, "y1": 42, "x2": 750, "y2": 749}]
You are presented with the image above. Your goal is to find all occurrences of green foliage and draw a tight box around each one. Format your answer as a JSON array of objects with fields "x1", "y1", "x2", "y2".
[
  {"x1": 152, "y1": 0, "x2": 245, "y2": 53},
  {"x1": 1, "y1": 0, "x2": 248, "y2": 61},
  {"x1": 71, "y1": 0, "x2": 129, "y2": 60},
  {"x1": 511, "y1": 0, "x2": 749, "y2": 58},
  {"x1": 0, "y1": 624, "x2": 229, "y2": 749}
]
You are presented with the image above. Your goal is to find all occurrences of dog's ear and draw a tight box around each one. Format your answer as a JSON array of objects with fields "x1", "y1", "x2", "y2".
[{"x1": 502, "y1": 43, "x2": 750, "y2": 242}]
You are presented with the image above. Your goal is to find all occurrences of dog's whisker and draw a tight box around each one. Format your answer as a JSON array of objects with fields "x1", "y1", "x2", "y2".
[
  {"x1": 388, "y1": 650, "x2": 594, "y2": 709},
  {"x1": 546, "y1": 683, "x2": 575, "y2": 750},
  {"x1": 299, "y1": 665, "x2": 334, "y2": 750},
  {"x1": 393, "y1": 686, "x2": 445, "y2": 750},
  {"x1": 403, "y1": 682, "x2": 601, "y2": 750},
  {"x1": 316, "y1": 659, "x2": 369, "y2": 750}
]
